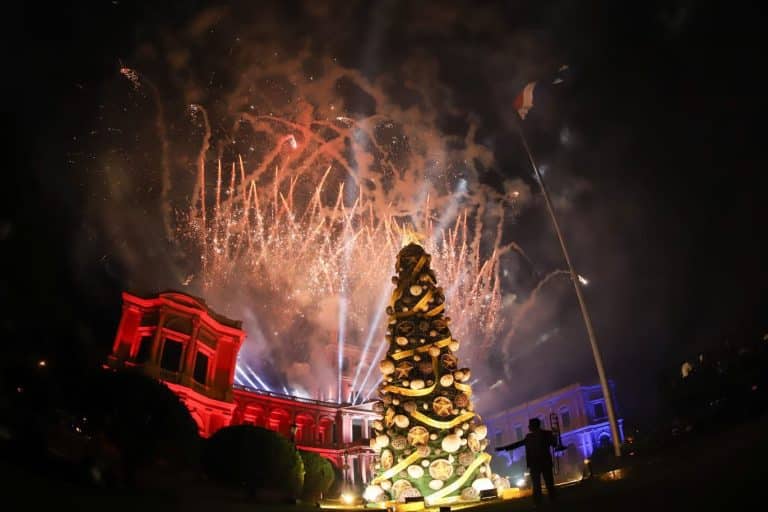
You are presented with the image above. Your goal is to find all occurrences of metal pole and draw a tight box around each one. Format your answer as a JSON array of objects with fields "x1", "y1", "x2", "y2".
[{"x1": 517, "y1": 126, "x2": 622, "y2": 457}]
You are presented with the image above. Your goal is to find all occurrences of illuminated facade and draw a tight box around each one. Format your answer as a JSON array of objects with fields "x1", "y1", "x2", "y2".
[
  {"x1": 484, "y1": 382, "x2": 624, "y2": 483},
  {"x1": 107, "y1": 291, "x2": 377, "y2": 482}
]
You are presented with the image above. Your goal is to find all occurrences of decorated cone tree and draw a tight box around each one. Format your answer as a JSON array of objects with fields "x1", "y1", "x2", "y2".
[{"x1": 364, "y1": 242, "x2": 509, "y2": 505}]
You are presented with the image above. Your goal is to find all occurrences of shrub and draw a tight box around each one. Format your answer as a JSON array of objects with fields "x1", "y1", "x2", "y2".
[
  {"x1": 203, "y1": 425, "x2": 304, "y2": 501},
  {"x1": 299, "y1": 450, "x2": 335, "y2": 502}
]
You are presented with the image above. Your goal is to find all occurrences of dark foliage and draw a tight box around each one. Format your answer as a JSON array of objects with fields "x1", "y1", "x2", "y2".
[
  {"x1": 202, "y1": 425, "x2": 304, "y2": 501},
  {"x1": 298, "y1": 450, "x2": 334, "y2": 502}
]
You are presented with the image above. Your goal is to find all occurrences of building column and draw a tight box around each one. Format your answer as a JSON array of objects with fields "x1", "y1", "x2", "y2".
[
  {"x1": 181, "y1": 317, "x2": 202, "y2": 380},
  {"x1": 149, "y1": 308, "x2": 169, "y2": 368}
]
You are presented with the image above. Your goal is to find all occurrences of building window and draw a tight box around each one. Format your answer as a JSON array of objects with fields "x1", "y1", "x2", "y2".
[
  {"x1": 560, "y1": 408, "x2": 571, "y2": 430},
  {"x1": 160, "y1": 339, "x2": 183, "y2": 371},
  {"x1": 515, "y1": 426, "x2": 524, "y2": 440},
  {"x1": 593, "y1": 401, "x2": 605, "y2": 419},
  {"x1": 194, "y1": 351, "x2": 209, "y2": 384},
  {"x1": 352, "y1": 419, "x2": 363, "y2": 441},
  {"x1": 136, "y1": 335, "x2": 153, "y2": 363},
  {"x1": 495, "y1": 431, "x2": 503, "y2": 445}
]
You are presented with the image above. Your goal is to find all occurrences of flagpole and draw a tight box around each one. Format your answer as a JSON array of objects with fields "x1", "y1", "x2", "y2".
[{"x1": 516, "y1": 124, "x2": 623, "y2": 458}]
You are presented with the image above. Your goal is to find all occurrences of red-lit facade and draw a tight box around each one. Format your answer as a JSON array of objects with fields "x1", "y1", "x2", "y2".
[{"x1": 107, "y1": 291, "x2": 376, "y2": 481}]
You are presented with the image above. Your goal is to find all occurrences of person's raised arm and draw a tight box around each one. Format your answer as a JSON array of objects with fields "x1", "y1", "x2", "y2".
[{"x1": 495, "y1": 439, "x2": 525, "y2": 452}]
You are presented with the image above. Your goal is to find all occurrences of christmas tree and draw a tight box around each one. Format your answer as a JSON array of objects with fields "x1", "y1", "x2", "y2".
[{"x1": 364, "y1": 242, "x2": 509, "y2": 505}]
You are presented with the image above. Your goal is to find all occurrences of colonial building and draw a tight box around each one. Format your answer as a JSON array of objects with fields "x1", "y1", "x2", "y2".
[
  {"x1": 484, "y1": 383, "x2": 624, "y2": 483},
  {"x1": 106, "y1": 291, "x2": 378, "y2": 484}
]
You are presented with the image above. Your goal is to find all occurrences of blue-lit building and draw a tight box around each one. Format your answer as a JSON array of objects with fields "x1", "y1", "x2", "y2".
[{"x1": 485, "y1": 382, "x2": 624, "y2": 483}]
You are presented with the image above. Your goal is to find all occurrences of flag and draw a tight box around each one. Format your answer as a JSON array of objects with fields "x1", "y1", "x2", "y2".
[{"x1": 513, "y1": 65, "x2": 569, "y2": 120}]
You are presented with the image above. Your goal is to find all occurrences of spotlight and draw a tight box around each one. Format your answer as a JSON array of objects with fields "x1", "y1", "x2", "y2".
[{"x1": 341, "y1": 493, "x2": 356, "y2": 505}]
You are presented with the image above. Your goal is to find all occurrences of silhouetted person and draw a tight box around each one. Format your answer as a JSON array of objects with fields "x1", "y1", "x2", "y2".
[{"x1": 496, "y1": 418, "x2": 557, "y2": 504}]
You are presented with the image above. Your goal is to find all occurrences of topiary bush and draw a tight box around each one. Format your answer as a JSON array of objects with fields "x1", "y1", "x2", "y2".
[
  {"x1": 299, "y1": 450, "x2": 335, "y2": 502},
  {"x1": 202, "y1": 425, "x2": 304, "y2": 501}
]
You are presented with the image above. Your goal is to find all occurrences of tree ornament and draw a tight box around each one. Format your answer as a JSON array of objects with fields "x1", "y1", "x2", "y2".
[
  {"x1": 384, "y1": 408, "x2": 395, "y2": 428},
  {"x1": 400, "y1": 487, "x2": 422, "y2": 501},
  {"x1": 442, "y1": 434, "x2": 461, "y2": 453},
  {"x1": 391, "y1": 435, "x2": 408, "y2": 450},
  {"x1": 391, "y1": 480, "x2": 412, "y2": 500},
  {"x1": 380, "y1": 359, "x2": 395, "y2": 374},
  {"x1": 396, "y1": 336, "x2": 409, "y2": 347},
  {"x1": 407, "y1": 465, "x2": 424, "y2": 479},
  {"x1": 473, "y1": 425, "x2": 487, "y2": 440},
  {"x1": 380, "y1": 448, "x2": 394, "y2": 469},
  {"x1": 394, "y1": 415, "x2": 410, "y2": 429},
  {"x1": 410, "y1": 379, "x2": 425, "y2": 390},
  {"x1": 432, "y1": 396, "x2": 453, "y2": 416},
  {"x1": 395, "y1": 361, "x2": 414, "y2": 378},
  {"x1": 467, "y1": 432, "x2": 480, "y2": 452},
  {"x1": 440, "y1": 353, "x2": 458, "y2": 370},
  {"x1": 440, "y1": 374, "x2": 455, "y2": 387},
  {"x1": 429, "y1": 459, "x2": 454, "y2": 481},
  {"x1": 409, "y1": 285, "x2": 423, "y2": 296},
  {"x1": 458, "y1": 451, "x2": 475, "y2": 466},
  {"x1": 429, "y1": 479, "x2": 444, "y2": 490},
  {"x1": 407, "y1": 426, "x2": 429, "y2": 446}
]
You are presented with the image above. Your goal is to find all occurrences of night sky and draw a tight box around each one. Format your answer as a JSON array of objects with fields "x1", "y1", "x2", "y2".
[{"x1": 5, "y1": 1, "x2": 766, "y2": 425}]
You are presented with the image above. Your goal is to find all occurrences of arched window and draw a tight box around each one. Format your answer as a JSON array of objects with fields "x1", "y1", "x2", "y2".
[{"x1": 559, "y1": 407, "x2": 571, "y2": 430}]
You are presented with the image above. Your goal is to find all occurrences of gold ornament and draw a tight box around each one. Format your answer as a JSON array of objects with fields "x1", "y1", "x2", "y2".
[
  {"x1": 395, "y1": 361, "x2": 414, "y2": 378},
  {"x1": 409, "y1": 285, "x2": 423, "y2": 296},
  {"x1": 391, "y1": 435, "x2": 408, "y2": 450},
  {"x1": 381, "y1": 448, "x2": 394, "y2": 469},
  {"x1": 407, "y1": 426, "x2": 429, "y2": 446},
  {"x1": 473, "y1": 425, "x2": 487, "y2": 440},
  {"x1": 396, "y1": 336, "x2": 409, "y2": 347},
  {"x1": 440, "y1": 374, "x2": 455, "y2": 387},
  {"x1": 394, "y1": 415, "x2": 410, "y2": 429},
  {"x1": 403, "y1": 401, "x2": 417, "y2": 413},
  {"x1": 467, "y1": 432, "x2": 480, "y2": 452},
  {"x1": 428, "y1": 346, "x2": 441, "y2": 357},
  {"x1": 454, "y1": 393, "x2": 469, "y2": 408},
  {"x1": 458, "y1": 451, "x2": 475, "y2": 466},
  {"x1": 380, "y1": 359, "x2": 395, "y2": 374},
  {"x1": 449, "y1": 341, "x2": 460, "y2": 352},
  {"x1": 440, "y1": 353, "x2": 458, "y2": 370},
  {"x1": 376, "y1": 434, "x2": 390, "y2": 448},
  {"x1": 410, "y1": 379, "x2": 425, "y2": 390},
  {"x1": 385, "y1": 408, "x2": 396, "y2": 428},
  {"x1": 429, "y1": 459, "x2": 454, "y2": 481},
  {"x1": 391, "y1": 479, "x2": 413, "y2": 500},
  {"x1": 432, "y1": 396, "x2": 453, "y2": 417}
]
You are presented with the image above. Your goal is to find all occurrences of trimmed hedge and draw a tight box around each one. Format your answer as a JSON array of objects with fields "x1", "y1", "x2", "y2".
[
  {"x1": 299, "y1": 450, "x2": 335, "y2": 502},
  {"x1": 202, "y1": 425, "x2": 304, "y2": 501}
]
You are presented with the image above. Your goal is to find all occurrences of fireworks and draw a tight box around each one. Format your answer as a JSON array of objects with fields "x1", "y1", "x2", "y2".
[
  {"x1": 114, "y1": 53, "x2": 532, "y2": 401},
  {"x1": 186, "y1": 151, "x2": 511, "y2": 401}
]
